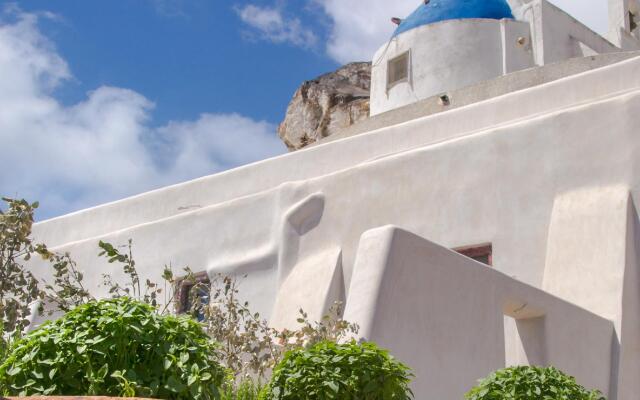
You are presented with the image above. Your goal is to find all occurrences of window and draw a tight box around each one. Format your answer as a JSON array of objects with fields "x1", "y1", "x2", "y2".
[
  {"x1": 456, "y1": 244, "x2": 493, "y2": 266},
  {"x1": 387, "y1": 52, "x2": 410, "y2": 89},
  {"x1": 176, "y1": 271, "x2": 210, "y2": 320}
]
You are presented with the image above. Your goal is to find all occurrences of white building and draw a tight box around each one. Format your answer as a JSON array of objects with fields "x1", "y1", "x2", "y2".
[
  {"x1": 371, "y1": 0, "x2": 640, "y2": 115},
  {"x1": 29, "y1": 0, "x2": 640, "y2": 398}
]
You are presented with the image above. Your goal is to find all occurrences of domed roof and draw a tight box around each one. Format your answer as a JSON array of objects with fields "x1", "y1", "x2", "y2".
[{"x1": 393, "y1": 0, "x2": 514, "y2": 36}]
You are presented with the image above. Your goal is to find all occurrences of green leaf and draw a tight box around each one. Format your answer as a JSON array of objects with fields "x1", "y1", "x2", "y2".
[
  {"x1": 164, "y1": 375, "x2": 184, "y2": 393},
  {"x1": 97, "y1": 363, "x2": 109, "y2": 378},
  {"x1": 325, "y1": 381, "x2": 339, "y2": 392}
]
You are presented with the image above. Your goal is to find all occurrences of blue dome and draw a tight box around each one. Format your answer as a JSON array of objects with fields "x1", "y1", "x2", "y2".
[{"x1": 393, "y1": 0, "x2": 514, "y2": 36}]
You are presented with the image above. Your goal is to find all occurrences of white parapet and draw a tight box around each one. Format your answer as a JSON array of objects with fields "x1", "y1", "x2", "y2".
[{"x1": 344, "y1": 226, "x2": 616, "y2": 400}]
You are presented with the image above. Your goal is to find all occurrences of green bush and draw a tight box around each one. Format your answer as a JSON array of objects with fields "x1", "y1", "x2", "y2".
[
  {"x1": 262, "y1": 340, "x2": 413, "y2": 400},
  {"x1": 221, "y1": 378, "x2": 264, "y2": 400},
  {"x1": 466, "y1": 366, "x2": 606, "y2": 400},
  {"x1": 0, "y1": 297, "x2": 226, "y2": 399}
]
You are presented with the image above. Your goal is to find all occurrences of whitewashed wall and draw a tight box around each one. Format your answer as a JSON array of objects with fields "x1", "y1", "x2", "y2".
[{"x1": 369, "y1": 19, "x2": 534, "y2": 116}]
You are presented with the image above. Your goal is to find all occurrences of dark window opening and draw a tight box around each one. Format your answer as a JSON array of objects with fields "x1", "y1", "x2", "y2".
[
  {"x1": 176, "y1": 271, "x2": 210, "y2": 321},
  {"x1": 455, "y1": 244, "x2": 493, "y2": 266},
  {"x1": 387, "y1": 52, "x2": 410, "y2": 89}
]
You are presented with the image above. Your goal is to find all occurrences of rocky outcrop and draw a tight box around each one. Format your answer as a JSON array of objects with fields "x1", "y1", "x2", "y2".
[{"x1": 278, "y1": 62, "x2": 371, "y2": 151}]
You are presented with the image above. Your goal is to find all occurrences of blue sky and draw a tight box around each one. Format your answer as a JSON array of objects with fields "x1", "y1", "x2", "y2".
[
  {"x1": 0, "y1": 0, "x2": 608, "y2": 220},
  {"x1": 25, "y1": 0, "x2": 337, "y2": 125}
]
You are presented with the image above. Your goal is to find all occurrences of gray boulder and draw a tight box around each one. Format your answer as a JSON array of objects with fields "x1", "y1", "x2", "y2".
[{"x1": 278, "y1": 62, "x2": 371, "y2": 150}]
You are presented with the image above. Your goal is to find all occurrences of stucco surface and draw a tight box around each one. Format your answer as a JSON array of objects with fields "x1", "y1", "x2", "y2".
[
  {"x1": 24, "y1": 3, "x2": 640, "y2": 397},
  {"x1": 344, "y1": 226, "x2": 615, "y2": 399},
  {"x1": 328, "y1": 51, "x2": 640, "y2": 142},
  {"x1": 270, "y1": 247, "x2": 344, "y2": 330},
  {"x1": 371, "y1": 19, "x2": 533, "y2": 115},
  {"x1": 525, "y1": 0, "x2": 621, "y2": 65},
  {"x1": 543, "y1": 187, "x2": 629, "y2": 327},
  {"x1": 608, "y1": 0, "x2": 640, "y2": 48},
  {"x1": 32, "y1": 54, "x2": 640, "y2": 249},
  {"x1": 28, "y1": 56, "x2": 640, "y2": 319},
  {"x1": 28, "y1": 59, "x2": 640, "y2": 329},
  {"x1": 370, "y1": 0, "x2": 633, "y2": 116}
]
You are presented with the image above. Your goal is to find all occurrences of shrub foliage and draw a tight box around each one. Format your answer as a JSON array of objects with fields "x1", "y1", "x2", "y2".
[
  {"x1": 465, "y1": 366, "x2": 606, "y2": 400},
  {"x1": 0, "y1": 297, "x2": 226, "y2": 399},
  {"x1": 202, "y1": 274, "x2": 358, "y2": 380},
  {"x1": 221, "y1": 378, "x2": 264, "y2": 400},
  {"x1": 0, "y1": 198, "x2": 44, "y2": 337},
  {"x1": 0, "y1": 197, "x2": 378, "y2": 399},
  {"x1": 263, "y1": 340, "x2": 413, "y2": 400}
]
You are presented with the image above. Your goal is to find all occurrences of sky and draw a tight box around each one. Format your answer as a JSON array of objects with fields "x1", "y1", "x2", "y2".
[{"x1": 0, "y1": 0, "x2": 609, "y2": 220}]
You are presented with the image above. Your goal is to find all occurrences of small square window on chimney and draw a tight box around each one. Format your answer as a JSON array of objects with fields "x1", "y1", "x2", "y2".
[{"x1": 387, "y1": 51, "x2": 410, "y2": 90}]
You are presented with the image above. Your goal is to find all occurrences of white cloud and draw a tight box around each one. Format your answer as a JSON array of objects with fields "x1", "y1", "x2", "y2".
[
  {"x1": 155, "y1": 113, "x2": 284, "y2": 183},
  {"x1": 314, "y1": 0, "x2": 416, "y2": 63},
  {"x1": 237, "y1": 5, "x2": 317, "y2": 48},
  {"x1": 314, "y1": 0, "x2": 610, "y2": 64},
  {"x1": 0, "y1": 6, "x2": 285, "y2": 219}
]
